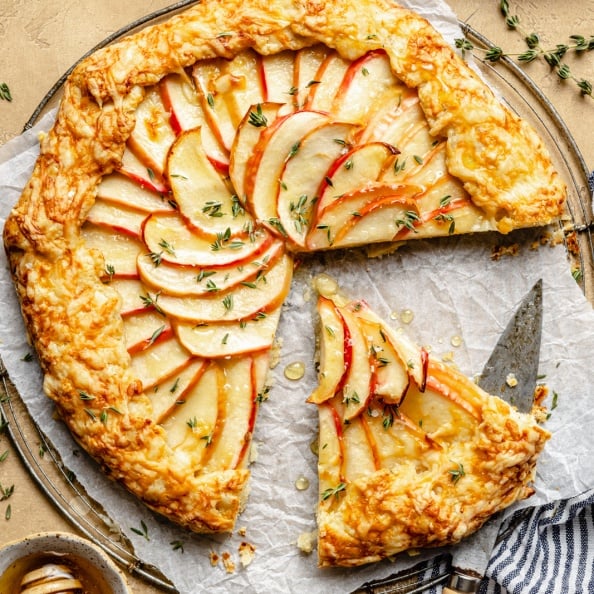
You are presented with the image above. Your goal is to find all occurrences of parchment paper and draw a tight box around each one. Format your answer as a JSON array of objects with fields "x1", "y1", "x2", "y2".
[{"x1": 2, "y1": 2, "x2": 594, "y2": 592}]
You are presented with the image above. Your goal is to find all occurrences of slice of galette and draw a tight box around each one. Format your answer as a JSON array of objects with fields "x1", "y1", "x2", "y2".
[
  {"x1": 3, "y1": 0, "x2": 563, "y2": 534},
  {"x1": 309, "y1": 277, "x2": 550, "y2": 567}
]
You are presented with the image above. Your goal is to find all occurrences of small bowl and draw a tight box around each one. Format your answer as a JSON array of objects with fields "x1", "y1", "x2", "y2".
[{"x1": 0, "y1": 531, "x2": 130, "y2": 594}]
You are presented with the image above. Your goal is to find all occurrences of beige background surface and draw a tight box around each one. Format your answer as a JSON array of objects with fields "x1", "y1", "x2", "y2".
[{"x1": 0, "y1": 1, "x2": 592, "y2": 592}]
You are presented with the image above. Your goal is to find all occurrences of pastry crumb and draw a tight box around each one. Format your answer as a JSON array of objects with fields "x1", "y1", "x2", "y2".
[
  {"x1": 297, "y1": 531, "x2": 316, "y2": 554},
  {"x1": 491, "y1": 243, "x2": 519, "y2": 260},
  {"x1": 209, "y1": 551, "x2": 220, "y2": 567},
  {"x1": 505, "y1": 373, "x2": 518, "y2": 388},
  {"x1": 238, "y1": 541, "x2": 256, "y2": 567},
  {"x1": 237, "y1": 526, "x2": 247, "y2": 537},
  {"x1": 222, "y1": 551, "x2": 235, "y2": 573}
]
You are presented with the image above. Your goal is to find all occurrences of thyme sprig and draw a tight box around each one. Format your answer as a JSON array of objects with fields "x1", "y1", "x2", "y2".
[
  {"x1": 0, "y1": 83, "x2": 12, "y2": 102},
  {"x1": 455, "y1": 1, "x2": 594, "y2": 99}
]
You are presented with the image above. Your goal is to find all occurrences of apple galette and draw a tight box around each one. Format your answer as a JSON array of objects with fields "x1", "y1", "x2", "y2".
[
  {"x1": 3, "y1": 0, "x2": 560, "y2": 551},
  {"x1": 309, "y1": 277, "x2": 550, "y2": 567}
]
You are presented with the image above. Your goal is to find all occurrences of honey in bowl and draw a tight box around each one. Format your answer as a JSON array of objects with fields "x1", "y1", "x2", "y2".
[{"x1": 0, "y1": 551, "x2": 115, "y2": 594}]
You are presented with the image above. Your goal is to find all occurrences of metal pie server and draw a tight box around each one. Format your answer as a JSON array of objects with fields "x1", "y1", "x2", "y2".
[{"x1": 444, "y1": 278, "x2": 544, "y2": 594}]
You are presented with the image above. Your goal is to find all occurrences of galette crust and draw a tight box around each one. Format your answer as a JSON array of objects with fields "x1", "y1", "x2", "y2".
[{"x1": 3, "y1": 0, "x2": 563, "y2": 535}]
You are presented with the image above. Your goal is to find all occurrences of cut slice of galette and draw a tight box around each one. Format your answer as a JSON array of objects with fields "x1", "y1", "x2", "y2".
[
  {"x1": 309, "y1": 277, "x2": 550, "y2": 567},
  {"x1": 3, "y1": 0, "x2": 563, "y2": 535}
]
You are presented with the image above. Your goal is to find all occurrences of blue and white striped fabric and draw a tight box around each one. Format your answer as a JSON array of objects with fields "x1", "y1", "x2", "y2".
[{"x1": 407, "y1": 489, "x2": 594, "y2": 593}]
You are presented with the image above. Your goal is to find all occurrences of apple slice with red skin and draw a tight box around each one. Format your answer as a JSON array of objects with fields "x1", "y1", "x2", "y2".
[
  {"x1": 306, "y1": 182, "x2": 421, "y2": 250},
  {"x1": 137, "y1": 237, "x2": 284, "y2": 297},
  {"x1": 118, "y1": 147, "x2": 169, "y2": 194},
  {"x1": 148, "y1": 357, "x2": 207, "y2": 423},
  {"x1": 86, "y1": 198, "x2": 148, "y2": 239},
  {"x1": 220, "y1": 50, "x2": 265, "y2": 128},
  {"x1": 174, "y1": 305, "x2": 282, "y2": 358},
  {"x1": 97, "y1": 173, "x2": 174, "y2": 213},
  {"x1": 337, "y1": 409, "x2": 378, "y2": 481},
  {"x1": 202, "y1": 356, "x2": 258, "y2": 471},
  {"x1": 130, "y1": 334, "x2": 193, "y2": 392},
  {"x1": 127, "y1": 87, "x2": 176, "y2": 181},
  {"x1": 357, "y1": 85, "x2": 421, "y2": 146},
  {"x1": 110, "y1": 278, "x2": 157, "y2": 317},
  {"x1": 276, "y1": 120, "x2": 356, "y2": 249},
  {"x1": 332, "y1": 50, "x2": 399, "y2": 124},
  {"x1": 123, "y1": 310, "x2": 174, "y2": 355},
  {"x1": 159, "y1": 361, "x2": 221, "y2": 451},
  {"x1": 159, "y1": 73, "x2": 230, "y2": 172},
  {"x1": 244, "y1": 110, "x2": 330, "y2": 232},
  {"x1": 349, "y1": 301, "x2": 429, "y2": 393},
  {"x1": 156, "y1": 252, "x2": 293, "y2": 323},
  {"x1": 229, "y1": 102, "x2": 284, "y2": 202},
  {"x1": 317, "y1": 402, "x2": 345, "y2": 497},
  {"x1": 335, "y1": 306, "x2": 373, "y2": 422},
  {"x1": 261, "y1": 51, "x2": 295, "y2": 108},
  {"x1": 308, "y1": 295, "x2": 347, "y2": 404},
  {"x1": 82, "y1": 223, "x2": 144, "y2": 279},
  {"x1": 358, "y1": 318, "x2": 410, "y2": 406},
  {"x1": 314, "y1": 141, "x2": 398, "y2": 217},
  {"x1": 142, "y1": 211, "x2": 273, "y2": 268},
  {"x1": 305, "y1": 52, "x2": 351, "y2": 112},
  {"x1": 293, "y1": 45, "x2": 331, "y2": 110},
  {"x1": 166, "y1": 127, "x2": 250, "y2": 237}
]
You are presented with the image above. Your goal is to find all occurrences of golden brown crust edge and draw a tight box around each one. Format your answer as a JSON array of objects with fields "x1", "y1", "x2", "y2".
[
  {"x1": 316, "y1": 360, "x2": 550, "y2": 568},
  {"x1": 3, "y1": 0, "x2": 563, "y2": 534}
]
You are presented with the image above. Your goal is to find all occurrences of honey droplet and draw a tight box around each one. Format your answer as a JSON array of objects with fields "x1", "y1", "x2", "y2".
[
  {"x1": 284, "y1": 361, "x2": 305, "y2": 381},
  {"x1": 450, "y1": 335, "x2": 463, "y2": 347},
  {"x1": 295, "y1": 476, "x2": 310, "y2": 491},
  {"x1": 400, "y1": 309, "x2": 414, "y2": 324}
]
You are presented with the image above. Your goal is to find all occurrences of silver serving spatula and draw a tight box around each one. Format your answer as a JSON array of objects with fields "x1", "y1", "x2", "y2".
[{"x1": 444, "y1": 278, "x2": 543, "y2": 594}]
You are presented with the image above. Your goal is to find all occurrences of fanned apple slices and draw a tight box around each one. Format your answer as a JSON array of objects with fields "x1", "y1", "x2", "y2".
[{"x1": 309, "y1": 278, "x2": 550, "y2": 567}]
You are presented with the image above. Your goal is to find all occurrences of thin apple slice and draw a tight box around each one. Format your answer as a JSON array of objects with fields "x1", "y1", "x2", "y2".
[
  {"x1": 82, "y1": 223, "x2": 143, "y2": 278},
  {"x1": 305, "y1": 52, "x2": 351, "y2": 112},
  {"x1": 159, "y1": 361, "x2": 221, "y2": 450},
  {"x1": 203, "y1": 356, "x2": 257, "y2": 471},
  {"x1": 358, "y1": 86, "x2": 421, "y2": 146},
  {"x1": 192, "y1": 60, "x2": 237, "y2": 152},
  {"x1": 361, "y1": 401, "x2": 433, "y2": 470},
  {"x1": 293, "y1": 45, "x2": 331, "y2": 110},
  {"x1": 244, "y1": 110, "x2": 329, "y2": 231},
  {"x1": 276, "y1": 120, "x2": 355, "y2": 249},
  {"x1": 148, "y1": 358, "x2": 207, "y2": 423},
  {"x1": 332, "y1": 50, "x2": 399, "y2": 123},
  {"x1": 308, "y1": 296, "x2": 346, "y2": 404},
  {"x1": 160, "y1": 73, "x2": 230, "y2": 171},
  {"x1": 358, "y1": 319, "x2": 410, "y2": 405},
  {"x1": 123, "y1": 310, "x2": 173, "y2": 355},
  {"x1": 339, "y1": 414, "x2": 378, "y2": 481},
  {"x1": 306, "y1": 183, "x2": 420, "y2": 250},
  {"x1": 167, "y1": 127, "x2": 250, "y2": 236},
  {"x1": 156, "y1": 253, "x2": 293, "y2": 322},
  {"x1": 86, "y1": 198, "x2": 148, "y2": 239},
  {"x1": 174, "y1": 305, "x2": 282, "y2": 358},
  {"x1": 261, "y1": 51, "x2": 295, "y2": 107},
  {"x1": 317, "y1": 402, "x2": 345, "y2": 496},
  {"x1": 129, "y1": 334, "x2": 192, "y2": 392},
  {"x1": 109, "y1": 278, "x2": 157, "y2": 316},
  {"x1": 336, "y1": 306, "x2": 373, "y2": 421},
  {"x1": 142, "y1": 211, "x2": 273, "y2": 268},
  {"x1": 97, "y1": 173, "x2": 174, "y2": 213},
  {"x1": 127, "y1": 87, "x2": 176, "y2": 178},
  {"x1": 137, "y1": 237, "x2": 284, "y2": 297},
  {"x1": 221, "y1": 50, "x2": 265, "y2": 127},
  {"x1": 351, "y1": 302, "x2": 428, "y2": 392},
  {"x1": 314, "y1": 142, "x2": 398, "y2": 216},
  {"x1": 229, "y1": 102, "x2": 284, "y2": 201},
  {"x1": 118, "y1": 147, "x2": 169, "y2": 194}
]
